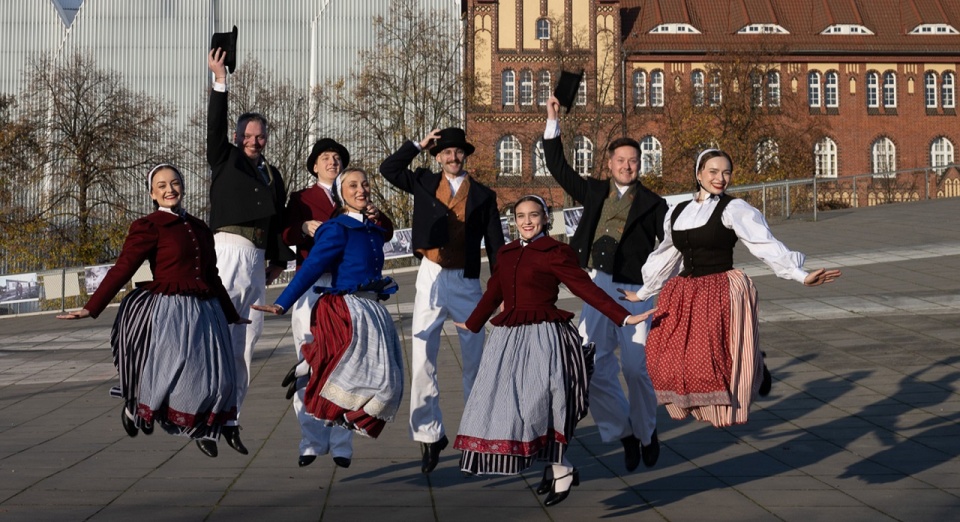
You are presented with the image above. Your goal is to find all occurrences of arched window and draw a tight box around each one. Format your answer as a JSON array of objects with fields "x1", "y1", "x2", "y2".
[
  {"x1": 533, "y1": 139, "x2": 548, "y2": 176},
  {"x1": 573, "y1": 136, "x2": 593, "y2": 175},
  {"x1": 882, "y1": 71, "x2": 897, "y2": 108},
  {"x1": 866, "y1": 72, "x2": 880, "y2": 108},
  {"x1": 651, "y1": 70, "x2": 664, "y2": 107},
  {"x1": 931, "y1": 137, "x2": 955, "y2": 175},
  {"x1": 943, "y1": 72, "x2": 956, "y2": 108},
  {"x1": 708, "y1": 70, "x2": 722, "y2": 106},
  {"x1": 767, "y1": 71, "x2": 781, "y2": 107},
  {"x1": 519, "y1": 70, "x2": 534, "y2": 106},
  {"x1": 633, "y1": 70, "x2": 647, "y2": 107},
  {"x1": 501, "y1": 70, "x2": 515, "y2": 106},
  {"x1": 815, "y1": 137, "x2": 838, "y2": 178},
  {"x1": 639, "y1": 136, "x2": 662, "y2": 176},
  {"x1": 808, "y1": 71, "x2": 822, "y2": 108},
  {"x1": 536, "y1": 18, "x2": 551, "y2": 40},
  {"x1": 872, "y1": 137, "x2": 896, "y2": 174},
  {"x1": 756, "y1": 139, "x2": 780, "y2": 173},
  {"x1": 925, "y1": 72, "x2": 939, "y2": 108},
  {"x1": 576, "y1": 73, "x2": 587, "y2": 106},
  {"x1": 692, "y1": 70, "x2": 705, "y2": 106},
  {"x1": 497, "y1": 135, "x2": 521, "y2": 176},
  {"x1": 537, "y1": 70, "x2": 551, "y2": 106},
  {"x1": 750, "y1": 70, "x2": 763, "y2": 107},
  {"x1": 825, "y1": 71, "x2": 839, "y2": 108}
]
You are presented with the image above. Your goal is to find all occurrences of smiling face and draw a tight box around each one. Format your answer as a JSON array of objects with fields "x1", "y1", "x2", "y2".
[
  {"x1": 338, "y1": 169, "x2": 370, "y2": 213},
  {"x1": 514, "y1": 200, "x2": 547, "y2": 241},
  {"x1": 697, "y1": 155, "x2": 733, "y2": 197},
  {"x1": 607, "y1": 144, "x2": 640, "y2": 187},
  {"x1": 435, "y1": 147, "x2": 467, "y2": 177},
  {"x1": 235, "y1": 119, "x2": 267, "y2": 160},
  {"x1": 150, "y1": 167, "x2": 183, "y2": 210},
  {"x1": 313, "y1": 151, "x2": 343, "y2": 184}
]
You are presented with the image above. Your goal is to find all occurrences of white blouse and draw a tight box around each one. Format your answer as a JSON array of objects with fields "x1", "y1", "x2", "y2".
[{"x1": 635, "y1": 195, "x2": 808, "y2": 301}]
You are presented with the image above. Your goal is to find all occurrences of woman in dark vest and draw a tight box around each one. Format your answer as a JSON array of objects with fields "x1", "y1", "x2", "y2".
[{"x1": 620, "y1": 149, "x2": 840, "y2": 428}]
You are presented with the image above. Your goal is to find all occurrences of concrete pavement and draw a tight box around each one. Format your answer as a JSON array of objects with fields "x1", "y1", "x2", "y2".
[{"x1": 2, "y1": 197, "x2": 960, "y2": 521}]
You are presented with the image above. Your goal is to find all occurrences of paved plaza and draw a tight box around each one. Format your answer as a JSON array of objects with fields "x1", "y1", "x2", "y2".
[{"x1": 2, "y1": 198, "x2": 960, "y2": 521}]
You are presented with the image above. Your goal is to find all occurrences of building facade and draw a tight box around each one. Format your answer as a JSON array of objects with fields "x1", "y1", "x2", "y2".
[{"x1": 465, "y1": 0, "x2": 960, "y2": 211}]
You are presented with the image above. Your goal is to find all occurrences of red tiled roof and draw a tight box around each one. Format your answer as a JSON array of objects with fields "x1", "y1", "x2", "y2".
[{"x1": 621, "y1": 0, "x2": 960, "y2": 56}]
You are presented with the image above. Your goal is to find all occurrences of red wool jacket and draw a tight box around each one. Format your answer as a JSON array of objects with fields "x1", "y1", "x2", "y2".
[
  {"x1": 464, "y1": 235, "x2": 629, "y2": 333},
  {"x1": 84, "y1": 211, "x2": 240, "y2": 323}
]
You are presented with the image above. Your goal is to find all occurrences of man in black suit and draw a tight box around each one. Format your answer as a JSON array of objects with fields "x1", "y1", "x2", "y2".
[
  {"x1": 206, "y1": 48, "x2": 294, "y2": 455},
  {"x1": 379, "y1": 127, "x2": 504, "y2": 473},
  {"x1": 543, "y1": 96, "x2": 667, "y2": 473}
]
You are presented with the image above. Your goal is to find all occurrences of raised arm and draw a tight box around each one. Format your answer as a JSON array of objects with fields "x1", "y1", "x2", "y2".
[
  {"x1": 542, "y1": 96, "x2": 590, "y2": 204},
  {"x1": 206, "y1": 48, "x2": 232, "y2": 171},
  {"x1": 378, "y1": 129, "x2": 441, "y2": 194}
]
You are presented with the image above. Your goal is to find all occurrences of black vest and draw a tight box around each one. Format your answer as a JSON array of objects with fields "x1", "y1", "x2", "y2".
[{"x1": 671, "y1": 194, "x2": 738, "y2": 277}]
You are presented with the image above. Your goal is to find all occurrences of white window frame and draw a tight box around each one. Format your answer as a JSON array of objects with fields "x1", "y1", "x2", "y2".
[
  {"x1": 815, "y1": 137, "x2": 838, "y2": 178},
  {"x1": 502, "y1": 70, "x2": 515, "y2": 106},
  {"x1": 825, "y1": 71, "x2": 839, "y2": 108},
  {"x1": 651, "y1": 70, "x2": 664, "y2": 107},
  {"x1": 639, "y1": 136, "x2": 662, "y2": 176},
  {"x1": 497, "y1": 135, "x2": 522, "y2": 176},
  {"x1": 708, "y1": 70, "x2": 722, "y2": 106},
  {"x1": 537, "y1": 70, "x2": 551, "y2": 106},
  {"x1": 931, "y1": 136, "x2": 955, "y2": 175},
  {"x1": 943, "y1": 72, "x2": 956, "y2": 109},
  {"x1": 519, "y1": 70, "x2": 534, "y2": 106},
  {"x1": 755, "y1": 139, "x2": 780, "y2": 173},
  {"x1": 883, "y1": 72, "x2": 897, "y2": 108},
  {"x1": 872, "y1": 137, "x2": 896, "y2": 175},
  {"x1": 573, "y1": 136, "x2": 593, "y2": 176},
  {"x1": 767, "y1": 71, "x2": 781, "y2": 107},
  {"x1": 576, "y1": 74, "x2": 587, "y2": 106},
  {"x1": 633, "y1": 70, "x2": 647, "y2": 107},
  {"x1": 867, "y1": 72, "x2": 880, "y2": 108},
  {"x1": 533, "y1": 139, "x2": 549, "y2": 176},
  {"x1": 536, "y1": 18, "x2": 551, "y2": 40},
  {"x1": 692, "y1": 70, "x2": 705, "y2": 106},
  {"x1": 808, "y1": 71, "x2": 822, "y2": 108}
]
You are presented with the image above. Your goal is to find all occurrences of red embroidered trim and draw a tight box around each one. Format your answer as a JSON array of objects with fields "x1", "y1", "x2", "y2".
[{"x1": 453, "y1": 431, "x2": 567, "y2": 456}]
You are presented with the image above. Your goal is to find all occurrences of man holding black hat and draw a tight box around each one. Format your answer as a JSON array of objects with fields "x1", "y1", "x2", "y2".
[
  {"x1": 379, "y1": 128, "x2": 504, "y2": 473},
  {"x1": 280, "y1": 138, "x2": 353, "y2": 469},
  {"x1": 542, "y1": 95, "x2": 668, "y2": 473},
  {"x1": 206, "y1": 47, "x2": 294, "y2": 455}
]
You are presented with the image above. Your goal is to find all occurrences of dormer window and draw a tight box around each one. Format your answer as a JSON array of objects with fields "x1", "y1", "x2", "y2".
[
  {"x1": 821, "y1": 24, "x2": 875, "y2": 35},
  {"x1": 909, "y1": 24, "x2": 959, "y2": 35},
  {"x1": 737, "y1": 24, "x2": 788, "y2": 34},
  {"x1": 649, "y1": 23, "x2": 701, "y2": 34}
]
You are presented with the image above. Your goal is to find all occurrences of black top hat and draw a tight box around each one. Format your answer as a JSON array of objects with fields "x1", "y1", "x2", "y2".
[
  {"x1": 306, "y1": 138, "x2": 350, "y2": 176},
  {"x1": 210, "y1": 26, "x2": 238, "y2": 73},
  {"x1": 554, "y1": 69, "x2": 584, "y2": 113},
  {"x1": 429, "y1": 127, "x2": 475, "y2": 156}
]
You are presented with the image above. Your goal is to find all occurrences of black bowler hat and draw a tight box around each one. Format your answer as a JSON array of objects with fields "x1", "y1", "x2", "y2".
[
  {"x1": 429, "y1": 127, "x2": 475, "y2": 156},
  {"x1": 554, "y1": 69, "x2": 584, "y2": 113},
  {"x1": 210, "y1": 26, "x2": 238, "y2": 73},
  {"x1": 306, "y1": 138, "x2": 350, "y2": 176}
]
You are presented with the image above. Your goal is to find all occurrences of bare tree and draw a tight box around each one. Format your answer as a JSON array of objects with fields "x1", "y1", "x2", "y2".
[
  {"x1": 315, "y1": 0, "x2": 469, "y2": 226},
  {"x1": 3, "y1": 53, "x2": 179, "y2": 270}
]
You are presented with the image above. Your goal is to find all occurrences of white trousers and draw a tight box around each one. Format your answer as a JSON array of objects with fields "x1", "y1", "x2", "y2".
[
  {"x1": 290, "y1": 283, "x2": 353, "y2": 458},
  {"x1": 215, "y1": 232, "x2": 265, "y2": 425},
  {"x1": 578, "y1": 269, "x2": 658, "y2": 445},
  {"x1": 408, "y1": 258, "x2": 484, "y2": 443}
]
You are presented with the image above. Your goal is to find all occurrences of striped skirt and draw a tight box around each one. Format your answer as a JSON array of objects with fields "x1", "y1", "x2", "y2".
[
  {"x1": 645, "y1": 269, "x2": 762, "y2": 428},
  {"x1": 301, "y1": 293, "x2": 404, "y2": 439},
  {"x1": 455, "y1": 321, "x2": 593, "y2": 475},
  {"x1": 111, "y1": 289, "x2": 237, "y2": 440}
]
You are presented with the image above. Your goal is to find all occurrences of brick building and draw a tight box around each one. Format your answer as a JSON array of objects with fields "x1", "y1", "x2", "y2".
[{"x1": 464, "y1": 0, "x2": 960, "y2": 211}]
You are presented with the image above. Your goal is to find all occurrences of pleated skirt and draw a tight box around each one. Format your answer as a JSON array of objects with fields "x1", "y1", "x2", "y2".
[
  {"x1": 111, "y1": 288, "x2": 237, "y2": 440},
  {"x1": 301, "y1": 293, "x2": 404, "y2": 439},
  {"x1": 454, "y1": 320, "x2": 593, "y2": 475},
  {"x1": 645, "y1": 269, "x2": 763, "y2": 428}
]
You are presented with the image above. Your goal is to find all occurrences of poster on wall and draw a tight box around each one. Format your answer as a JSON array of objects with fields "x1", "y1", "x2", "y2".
[
  {"x1": 0, "y1": 273, "x2": 41, "y2": 304},
  {"x1": 563, "y1": 207, "x2": 584, "y2": 237},
  {"x1": 84, "y1": 264, "x2": 113, "y2": 295}
]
